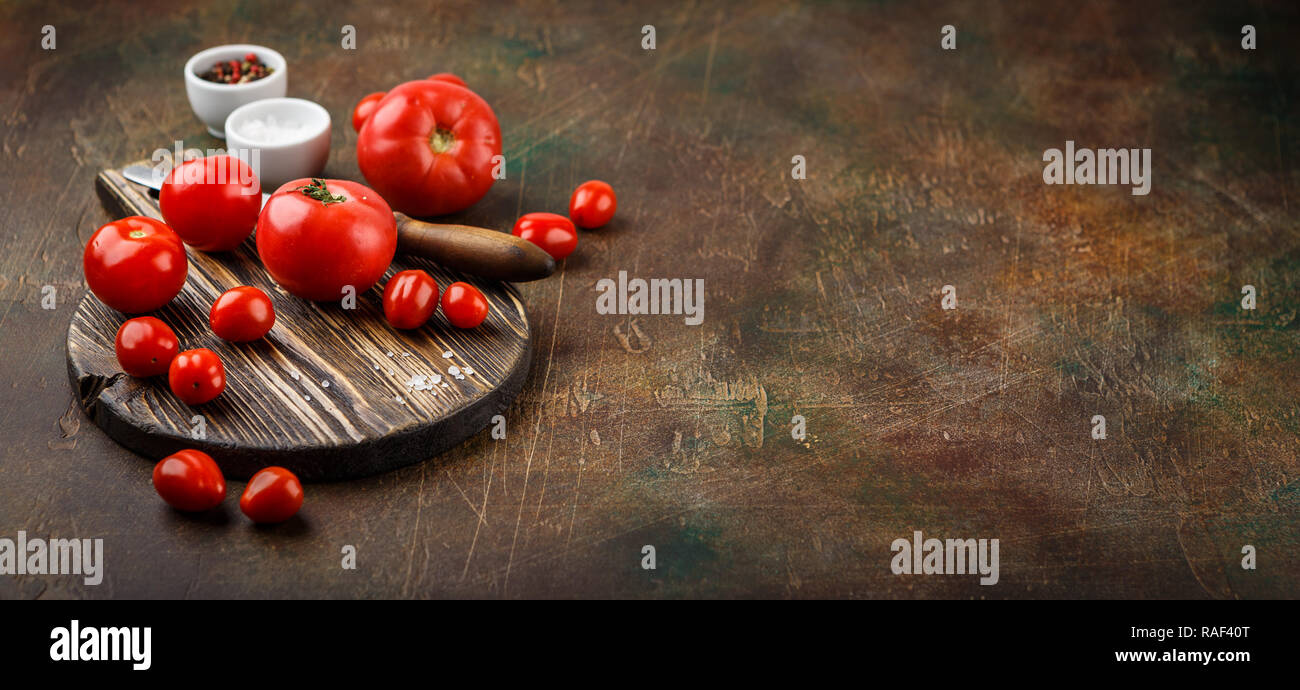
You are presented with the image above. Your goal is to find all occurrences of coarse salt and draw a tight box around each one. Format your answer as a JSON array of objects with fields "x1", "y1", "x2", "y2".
[
  {"x1": 447, "y1": 366, "x2": 460, "y2": 376},
  {"x1": 442, "y1": 351, "x2": 454, "y2": 359},
  {"x1": 237, "y1": 114, "x2": 306, "y2": 144}
]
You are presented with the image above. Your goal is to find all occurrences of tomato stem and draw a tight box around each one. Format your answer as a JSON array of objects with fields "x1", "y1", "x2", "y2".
[
  {"x1": 429, "y1": 128, "x2": 456, "y2": 154},
  {"x1": 295, "y1": 178, "x2": 347, "y2": 205}
]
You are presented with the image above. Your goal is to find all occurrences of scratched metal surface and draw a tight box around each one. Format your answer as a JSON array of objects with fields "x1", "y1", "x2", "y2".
[{"x1": 0, "y1": 0, "x2": 1296, "y2": 598}]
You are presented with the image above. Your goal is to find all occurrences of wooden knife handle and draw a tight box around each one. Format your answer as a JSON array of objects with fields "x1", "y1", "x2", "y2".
[{"x1": 393, "y1": 212, "x2": 556, "y2": 282}]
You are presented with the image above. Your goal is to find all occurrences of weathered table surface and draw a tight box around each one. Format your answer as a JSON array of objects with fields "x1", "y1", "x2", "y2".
[{"x1": 1, "y1": 0, "x2": 1295, "y2": 599}]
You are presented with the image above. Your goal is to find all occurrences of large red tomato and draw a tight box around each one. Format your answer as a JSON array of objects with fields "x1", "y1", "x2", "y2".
[
  {"x1": 256, "y1": 178, "x2": 397, "y2": 301},
  {"x1": 160, "y1": 155, "x2": 261, "y2": 251},
  {"x1": 83, "y1": 216, "x2": 188, "y2": 314},
  {"x1": 356, "y1": 79, "x2": 502, "y2": 217}
]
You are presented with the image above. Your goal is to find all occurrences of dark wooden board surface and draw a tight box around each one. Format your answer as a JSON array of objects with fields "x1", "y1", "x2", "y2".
[
  {"x1": 1, "y1": 0, "x2": 1297, "y2": 599},
  {"x1": 68, "y1": 164, "x2": 531, "y2": 481}
]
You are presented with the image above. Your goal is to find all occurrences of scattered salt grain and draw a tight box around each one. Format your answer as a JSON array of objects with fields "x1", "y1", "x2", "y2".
[
  {"x1": 401, "y1": 352, "x2": 411, "y2": 357},
  {"x1": 373, "y1": 364, "x2": 380, "y2": 370},
  {"x1": 321, "y1": 380, "x2": 330, "y2": 388},
  {"x1": 461, "y1": 366, "x2": 474, "y2": 375},
  {"x1": 387, "y1": 351, "x2": 394, "y2": 357},
  {"x1": 447, "y1": 366, "x2": 460, "y2": 376},
  {"x1": 291, "y1": 371, "x2": 300, "y2": 381},
  {"x1": 442, "y1": 351, "x2": 454, "y2": 359},
  {"x1": 395, "y1": 395, "x2": 405, "y2": 404},
  {"x1": 304, "y1": 395, "x2": 311, "y2": 402}
]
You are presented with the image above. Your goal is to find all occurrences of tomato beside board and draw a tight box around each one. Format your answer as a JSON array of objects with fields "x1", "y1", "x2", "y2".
[
  {"x1": 569, "y1": 180, "x2": 617, "y2": 229},
  {"x1": 240, "y1": 467, "x2": 304, "y2": 524},
  {"x1": 256, "y1": 178, "x2": 397, "y2": 301},
  {"x1": 83, "y1": 216, "x2": 188, "y2": 314},
  {"x1": 160, "y1": 155, "x2": 261, "y2": 251},
  {"x1": 356, "y1": 79, "x2": 502, "y2": 216},
  {"x1": 153, "y1": 450, "x2": 226, "y2": 512},
  {"x1": 114, "y1": 317, "x2": 179, "y2": 377},
  {"x1": 513, "y1": 212, "x2": 578, "y2": 260}
]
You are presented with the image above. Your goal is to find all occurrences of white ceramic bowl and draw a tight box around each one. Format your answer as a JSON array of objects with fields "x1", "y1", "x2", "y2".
[
  {"x1": 184, "y1": 44, "x2": 287, "y2": 138},
  {"x1": 224, "y1": 98, "x2": 331, "y2": 190}
]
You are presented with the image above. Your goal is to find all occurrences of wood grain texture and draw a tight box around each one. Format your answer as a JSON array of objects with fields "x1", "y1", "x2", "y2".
[{"x1": 69, "y1": 165, "x2": 532, "y2": 481}]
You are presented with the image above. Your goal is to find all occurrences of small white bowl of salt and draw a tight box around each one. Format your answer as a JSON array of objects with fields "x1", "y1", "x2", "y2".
[{"x1": 224, "y1": 98, "x2": 331, "y2": 190}]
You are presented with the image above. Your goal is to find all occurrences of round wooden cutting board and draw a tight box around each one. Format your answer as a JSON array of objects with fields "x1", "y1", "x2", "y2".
[{"x1": 67, "y1": 168, "x2": 533, "y2": 481}]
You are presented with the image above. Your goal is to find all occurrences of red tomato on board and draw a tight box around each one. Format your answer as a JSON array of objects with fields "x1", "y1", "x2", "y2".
[
  {"x1": 351, "y1": 91, "x2": 386, "y2": 132},
  {"x1": 240, "y1": 466, "x2": 304, "y2": 524},
  {"x1": 512, "y1": 212, "x2": 578, "y2": 260},
  {"x1": 83, "y1": 216, "x2": 188, "y2": 314},
  {"x1": 356, "y1": 79, "x2": 502, "y2": 217},
  {"x1": 569, "y1": 180, "x2": 617, "y2": 229},
  {"x1": 441, "y1": 281, "x2": 489, "y2": 329},
  {"x1": 115, "y1": 317, "x2": 179, "y2": 377},
  {"x1": 209, "y1": 286, "x2": 275, "y2": 342},
  {"x1": 383, "y1": 269, "x2": 439, "y2": 329},
  {"x1": 153, "y1": 449, "x2": 226, "y2": 512},
  {"x1": 160, "y1": 155, "x2": 261, "y2": 251},
  {"x1": 168, "y1": 348, "x2": 226, "y2": 405},
  {"x1": 256, "y1": 178, "x2": 397, "y2": 301}
]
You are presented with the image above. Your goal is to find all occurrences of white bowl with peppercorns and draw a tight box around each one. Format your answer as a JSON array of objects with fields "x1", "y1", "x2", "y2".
[{"x1": 184, "y1": 44, "x2": 287, "y2": 138}]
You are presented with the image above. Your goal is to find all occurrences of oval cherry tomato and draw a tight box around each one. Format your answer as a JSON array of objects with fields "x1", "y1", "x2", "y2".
[
  {"x1": 209, "y1": 286, "x2": 275, "y2": 342},
  {"x1": 160, "y1": 155, "x2": 261, "y2": 251},
  {"x1": 256, "y1": 178, "x2": 397, "y2": 301},
  {"x1": 168, "y1": 348, "x2": 226, "y2": 405},
  {"x1": 569, "y1": 180, "x2": 617, "y2": 229},
  {"x1": 383, "y1": 269, "x2": 439, "y2": 329},
  {"x1": 153, "y1": 449, "x2": 226, "y2": 512},
  {"x1": 441, "y1": 281, "x2": 489, "y2": 329},
  {"x1": 427, "y1": 73, "x2": 467, "y2": 87},
  {"x1": 351, "y1": 91, "x2": 386, "y2": 132},
  {"x1": 240, "y1": 466, "x2": 304, "y2": 524},
  {"x1": 115, "y1": 317, "x2": 179, "y2": 377},
  {"x1": 83, "y1": 216, "x2": 188, "y2": 314},
  {"x1": 356, "y1": 79, "x2": 502, "y2": 216},
  {"x1": 512, "y1": 212, "x2": 578, "y2": 260}
]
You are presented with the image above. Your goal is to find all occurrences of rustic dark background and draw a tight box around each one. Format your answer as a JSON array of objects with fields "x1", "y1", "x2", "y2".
[{"x1": 0, "y1": 0, "x2": 1296, "y2": 599}]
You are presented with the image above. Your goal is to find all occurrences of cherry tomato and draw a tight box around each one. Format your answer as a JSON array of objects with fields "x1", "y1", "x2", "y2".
[
  {"x1": 209, "y1": 286, "x2": 275, "y2": 342},
  {"x1": 168, "y1": 348, "x2": 226, "y2": 405},
  {"x1": 83, "y1": 216, "x2": 188, "y2": 314},
  {"x1": 441, "y1": 281, "x2": 489, "y2": 329},
  {"x1": 115, "y1": 317, "x2": 179, "y2": 377},
  {"x1": 257, "y1": 178, "x2": 397, "y2": 301},
  {"x1": 569, "y1": 180, "x2": 617, "y2": 229},
  {"x1": 512, "y1": 212, "x2": 578, "y2": 260},
  {"x1": 351, "y1": 91, "x2": 386, "y2": 132},
  {"x1": 427, "y1": 73, "x2": 467, "y2": 88},
  {"x1": 357, "y1": 79, "x2": 502, "y2": 216},
  {"x1": 240, "y1": 466, "x2": 304, "y2": 524},
  {"x1": 383, "y1": 270, "x2": 439, "y2": 329},
  {"x1": 160, "y1": 155, "x2": 261, "y2": 251},
  {"x1": 153, "y1": 449, "x2": 226, "y2": 512}
]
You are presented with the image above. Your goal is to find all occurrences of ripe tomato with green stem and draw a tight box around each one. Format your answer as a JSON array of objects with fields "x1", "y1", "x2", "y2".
[
  {"x1": 210, "y1": 286, "x2": 275, "y2": 342},
  {"x1": 569, "y1": 180, "x2": 617, "y2": 229},
  {"x1": 153, "y1": 450, "x2": 226, "y2": 512},
  {"x1": 512, "y1": 212, "x2": 578, "y2": 260},
  {"x1": 169, "y1": 348, "x2": 226, "y2": 405},
  {"x1": 240, "y1": 467, "x2": 304, "y2": 524},
  {"x1": 356, "y1": 79, "x2": 502, "y2": 216},
  {"x1": 83, "y1": 216, "x2": 188, "y2": 314},
  {"x1": 160, "y1": 155, "x2": 261, "y2": 251},
  {"x1": 441, "y1": 282, "x2": 489, "y2": 329},
  {"x1": 256, "y1": 178, "x2": 397, "y2": 302},
  {"x1": 383, "y1": 269, "x2": 439, "y2": 329},
  {"x1": 114, "y1": 317, "x2": 179, "y2": 377}
]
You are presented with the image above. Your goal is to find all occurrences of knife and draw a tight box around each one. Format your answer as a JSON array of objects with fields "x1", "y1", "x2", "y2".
[{"x1": 121, "y1": 164, "x2": 556, "y2": 283}]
